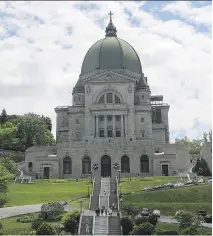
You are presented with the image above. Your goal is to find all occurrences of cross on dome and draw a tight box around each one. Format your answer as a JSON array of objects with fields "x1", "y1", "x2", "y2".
[{"x1": 108, "y1": 11, "x2": 113, "y2": 22}]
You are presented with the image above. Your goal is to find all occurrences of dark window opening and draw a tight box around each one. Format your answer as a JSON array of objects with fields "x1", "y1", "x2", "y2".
[
  {"x1": 99, "y1": 130, "x2": 105, "y2": 137},
  {"x1": 121, "y1": 155, "x2": 130, "y2": 173},
  {"x1": 82, "y1": 156, "x2": 91, "y2": 174},
  {"x1": 108, "y1": 130, "x2": 113, "y2": 137},
  {"x1": 116, "y1": 130, "x2": 121, "y2": 137}
]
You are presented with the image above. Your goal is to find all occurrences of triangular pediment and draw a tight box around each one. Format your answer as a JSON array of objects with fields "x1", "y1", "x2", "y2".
[{"x1": 83, "y1": 71, "x2": 135, "y2": 84}]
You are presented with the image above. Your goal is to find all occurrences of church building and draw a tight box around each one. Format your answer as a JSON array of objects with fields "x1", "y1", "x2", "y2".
[{"x1": 18, "y1": 13, "x2": 191, "y2": 179}]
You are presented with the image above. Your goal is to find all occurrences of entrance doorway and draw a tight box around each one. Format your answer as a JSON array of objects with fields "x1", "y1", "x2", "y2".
[
  {"x1": 101, "y1": 155, "x2": 111, "y2": 177},
  {"x1": 43, "y1": 167, "x2": 50, "y2": 179},
  {"x1": 162, "y1": 164, "x2": 168, "y2": 176}
]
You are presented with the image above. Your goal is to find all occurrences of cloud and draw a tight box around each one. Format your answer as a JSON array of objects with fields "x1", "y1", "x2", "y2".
[
  {"x1": 161, "y1": 1, "x2": 212, "y2": 27},
  {"x1": 0, "y1": 1, "x2": 211, "y2": 142}
]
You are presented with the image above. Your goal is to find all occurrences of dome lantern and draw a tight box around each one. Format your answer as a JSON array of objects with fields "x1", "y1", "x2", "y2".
[{"x1": 105, "y1": 11, "x2": 117, "y2": 37}]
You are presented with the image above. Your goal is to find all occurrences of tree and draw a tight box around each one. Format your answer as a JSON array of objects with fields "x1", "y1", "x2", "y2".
[
  {"x1": 192, "y1": 158, "x2": 212, "y2": 176},
  {"x1": 0, "y1": 157, "x2": 17, "y2": 175},
  {"x1": 0, "y1": 164, "x2": 13, "y2": 207},
  {"x1": 180, "y1": 226, "x2": 198, "y2": 235},
  {"x1": 0, "y1": 109, "x2": 7, "y2": 124},
  {"x1": 122, "y1": 204, "x2": 140, "y2": 218},
  {"x1": 16, "y1": 113, "x2": 55, "y2": 150},
  {"x1": 131, "y1": 222, "x2": 155, "y2": 235},
  {"x1": 120, "y1": 216, "x2": 134, "y2": 235},
  {"x1": 203, "y1": 130, "x2": 212, "y2": 143},
  {"x1": 61, "y1": 211, "x2": 79, "y2": 234},
  {"x1": 36, "y1": 222, "x2": 56, "y2": 235},
  {"x1": 40, "y1": 202, "x2": 64, "y2": 220},
  {"x1": 174, "y1": 210, "x2": 202, "y2": 231}
]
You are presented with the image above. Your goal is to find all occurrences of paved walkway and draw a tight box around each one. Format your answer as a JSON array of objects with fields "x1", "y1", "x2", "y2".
[{"x1": 0, "y1": 205, "x2": 211, "y2": 229}]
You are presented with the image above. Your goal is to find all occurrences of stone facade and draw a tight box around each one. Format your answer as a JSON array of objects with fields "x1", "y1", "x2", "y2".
[
  {"x1": 18, "y1": 19, "x2": 191, "y2": 179},
  {"x1": 200, "y1": 142, "x2": 212, "y2": 171}
]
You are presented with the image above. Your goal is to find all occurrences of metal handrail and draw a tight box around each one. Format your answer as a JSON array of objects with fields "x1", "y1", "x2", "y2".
[
  {"x1": 77, "y1": 211, "x2": 83, "y2": 235},
  {"x1": 92, "y1": 214, "x2": 96, "y2": 235}
]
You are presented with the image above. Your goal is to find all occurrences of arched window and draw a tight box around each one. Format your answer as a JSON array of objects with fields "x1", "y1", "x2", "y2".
[
  {"x1": 98, "y1": 95, "x2": 105, "y2": 104},
  {"x1": 114, "y1": 94, "x2": 121, "y2": 104},
  {"x1": 82, "y1": 156, "x2": 91, "y2": 174},
  {"x1": 28, "y1": 162, "x2": 33, "y2": 168},
  {"x1": 98, "y1": 93, "x2": 122, "y2": 104},
  {"x1": 63, "y1": 156, "x2": 72, "y2": 174},
  {"x1": 140, "y1": 155, "x2": 149, "y2": 173},
  {"x1": 121, "y1": 155, "x2": 130, "y2": 173}
]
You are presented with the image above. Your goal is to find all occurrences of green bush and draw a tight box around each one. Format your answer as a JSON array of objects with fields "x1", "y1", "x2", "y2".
[
  {"x1": 36, "y1": 222, "x2": 57, "y2": 235},
  {"x1": 61, "y1": 212, "x2": 79, "y2": 234},
  {"x1": 16, "y1": 215, "x2": 33, "y2": 223},
  {"x1": 135, "y1": 217, "x2": 148, "y2": 225},
  {"x1": 40, "y1": 202, "x2": 64, "y2": 220},
  {"x1": 131, "y1": 222, "x2": 155, "y2": 235},
  {"x1": 192, "y1": 158, "x2": 212, "y2": 176},
  {"x1": 180, "y1": 226, "x2": 198, "y2": 235},
  {"x1": 31, "y1": 219, "x2": 43, "y2": 230},
  {"x1": 122, "y1": 204, "x2": 140, "y2": 218},
  {"x1": 204, "y1": 215, "x2": 212, "y2": 223},
  {"x1": 120, "y1": 216, "x2": 134, "y2": 235},
  {"x1": 0, "y1": 222, "x2": 2, "y2": 230},
  {"x1": 135, "y1": 214, "x2": 158, "y2": 226}
]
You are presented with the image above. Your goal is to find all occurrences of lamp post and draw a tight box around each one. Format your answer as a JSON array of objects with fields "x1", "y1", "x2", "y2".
[
  {"x1": 120, "y1": 198, "x2": 123, "y2": 209},
  {"x1": 79, "y1": 199, "x2": 83, "y2": 213},
  {"x1": 118, "y1": 169, "x2": 121, "y2": 183},
  {"x1": 87, "y1": 184, "x2": 90, "y2": 197},
  {"x1": 89, "y1": 170, "x2": 93, "y2": 184},
  {"x1": 119, "y1": 183, "x2": 122, "y2": 197}
]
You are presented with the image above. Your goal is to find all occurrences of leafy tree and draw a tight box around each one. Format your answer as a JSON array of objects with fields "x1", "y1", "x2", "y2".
[
  {"x1": 122, "y1": 204, "x2": 140, "y2": 218},
  {"x1": 192, "y1": 158, "x2": 212, "y2": 176},
  {"x1": 203, "y1": 130, "x2": 212, "y2": 143},
  {"x1": 120, "y1": 216, "x2": 134, "y2": 235},
  {"x1": 40, "y1": 202, "x2": 64, "y2": 220},
  {"x1": 0, "y1": 164, "x2": 13, "y2": 207},
  {"x1": 31, "y1": 219, "x2": 43, "y2": 230},
  {"x1": 0, "y1": 157, "x2": 17, "y2": 175},
  {"x1": 180, "y1": 226, "x2": 198, "y2": 235},
  {"x1": 131, "y1": 222, "x2": 155, "y2": 235},
  {"x1": 174, "y1": 210, "x2": 202, "y2": 231},
  {"x1": 61, "y1": 211, "x2": 79, "y2": 234},
  {"x1": 0, "y1": 109, "x2": 7, "y2": 124},
  {"x1": 36, "y1": 222, "x2": 56, "y2": 235}
]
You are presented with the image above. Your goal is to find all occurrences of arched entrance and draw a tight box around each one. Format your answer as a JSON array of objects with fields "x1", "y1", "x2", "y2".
[{"x1": 101, "y1": 155, "x2": 111, "y2": 177}]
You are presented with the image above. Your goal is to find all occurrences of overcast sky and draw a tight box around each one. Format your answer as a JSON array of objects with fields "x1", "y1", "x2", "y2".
[{"x1": 0, "y1": 1, "x2": 212, "y2": 142}]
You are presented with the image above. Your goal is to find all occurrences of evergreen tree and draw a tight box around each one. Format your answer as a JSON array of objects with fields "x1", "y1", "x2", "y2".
[{"x1": 0, "y1": 109, "x2": 7, "y2": 124}]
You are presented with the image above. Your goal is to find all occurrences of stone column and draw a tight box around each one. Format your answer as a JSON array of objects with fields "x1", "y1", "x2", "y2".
[
  {"x1": 113, "y1": 115, "x2": 115, "y2": 137},
  {"x1": 104, "y1": 115, "x2": 107, "y2": 137},
  {"x1": 121, "y1": 115, "x2": 124, "y2": 137},
  {"x1": 125, "y1": 115, "x2": 128, "y2": 136},
  {"x1": 96, "y1": 115, "x2": 98, "y2": 137}
]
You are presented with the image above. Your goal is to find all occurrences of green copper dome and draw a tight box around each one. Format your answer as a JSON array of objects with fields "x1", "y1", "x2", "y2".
[{"x1": 80, "y1": 14, "x2": 142, "y2": 76}]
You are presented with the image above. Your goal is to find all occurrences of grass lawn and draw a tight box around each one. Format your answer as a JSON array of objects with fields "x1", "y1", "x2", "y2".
[
  {"x1": 156, "y1": 222, "x2": 212, "y2": 235},
  {"x1": 6, "y1": 178, "x2": 91, "y2": 207},
  {"x1": 121, "y1": 177, "x2": 212, "y2": 216}
]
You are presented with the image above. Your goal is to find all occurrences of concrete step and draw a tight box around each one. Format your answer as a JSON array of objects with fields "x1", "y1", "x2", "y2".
[
  {"x1": 94, "y1": 216, "x2": 108, "y2": 235},
  {"x1": 90, "y1": 195, "x2": 99, "y2": 211},
  {"x1": 108, "y1": 216, "x2": 121, "y2": 235},
  {"x1": 99, "y1": 195, "x2": 109, "y2": 209},
  {"x1": 79, "y1": 215, "x2": 93, "y2": 235}
]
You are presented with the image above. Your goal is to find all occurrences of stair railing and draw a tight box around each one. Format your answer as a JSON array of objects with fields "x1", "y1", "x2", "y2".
[
  {"x1": 116, "y1": 176, "x2": 120, "y2": 211},
  {"x1": 92, "y1": 215, "x2": 96, "y2": 235},
  {"x1": 77, "y1": 211, "x2": 83, "y2": 235},
  {"x1": 107, "y1": 215, "x2": 109, "y2": 235}
]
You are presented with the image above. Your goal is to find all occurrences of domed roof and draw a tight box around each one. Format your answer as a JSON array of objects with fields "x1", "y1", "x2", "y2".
[{"x1": 80, "y1": 13, "x2": 142, "y2": 76}]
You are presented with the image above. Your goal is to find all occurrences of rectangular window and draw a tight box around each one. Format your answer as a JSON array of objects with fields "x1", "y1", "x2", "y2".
[
  {"x1": 142, "y1": 131, "x2": 145, "y2": 138},
  {"x1": 116, "y1": 115, "x2": 120, "y2": 121},
  {"x1": 99, "y1": 116, "x2": 104, "y2": 121},
  {"x1": 99, "y1": 130, "x2": 105, "y2": 137},
  {"x1": 156, "y1": 108, "x2": 161, "y2": 123},
  {"x1": 116, "y1": 130, "x2": 121, "y2": 137},
  {"x1": 108, "y1": 116, "x2": 112, "y2": 121},
  {"x1": 108, "y1": 130, "x2": 113, "y2": 137},
  {"x1": 76, "y1": 119, "x2": 80, "y2": 124},
  {"x1": 76, "y1": 132, "x2": 80, "y2": 139},
  {"x1": 141, "y1": 117, "x2": 144, "y2": 123},
  {"x1": 106, "y1": 93, "x2": 113, "y2": 103}
]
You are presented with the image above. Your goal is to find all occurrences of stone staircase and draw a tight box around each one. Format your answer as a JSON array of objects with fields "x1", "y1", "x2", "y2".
[
  {"x1": 90, "y1": 195, "x2": 99, "y2": 211},
  {"x1": 100, "y1": 178, "x2": 110, "y2": 195},
  {"x1": 108, "y1": 216, "x2": 122, "y2": 235},
  {"x1": 79, "y1": 215, "x2": 93, "y2": 235},
  {"x1": 94, "y1": 216, "x2": 108, "y2": 235},
  {"x1": 99, "y1": 195, "x2": 108, "y2": 209}
]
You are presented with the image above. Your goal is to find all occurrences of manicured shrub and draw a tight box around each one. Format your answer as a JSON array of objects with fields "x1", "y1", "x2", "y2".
[
  {"x1": 17, "y1": 215, "x2": 33, "y2": 223},
  {"x1": 120, "y1": 216, "x2": 134, "y2": 235},
  {"x1": 36, "y1": 222, "x2": 57, "y2": 235},
  {"x1": 61, "y1": 212, "x2": 79, "y2": 234},
  {"x1": 31, "y1": 219, "x2": 43, "y2": 230},
  {"x1": 135, "y1": 217, "x2": 148, "y2": 225},
  {"x1": 122, "y1": 204, "x2": 140, "y2": 218},
  {"x1": 148, "y1": 213, "x2": 158, "y2": 226},
  {"x1": 131, "y1": 222, "x2": 155, "y2": 235},
  {"x1": 180, "y1": 226, "x2": 198, "y2": 235},
  {"x1": 40, "y1": 202, "x2": 64, "y2": 220}
]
